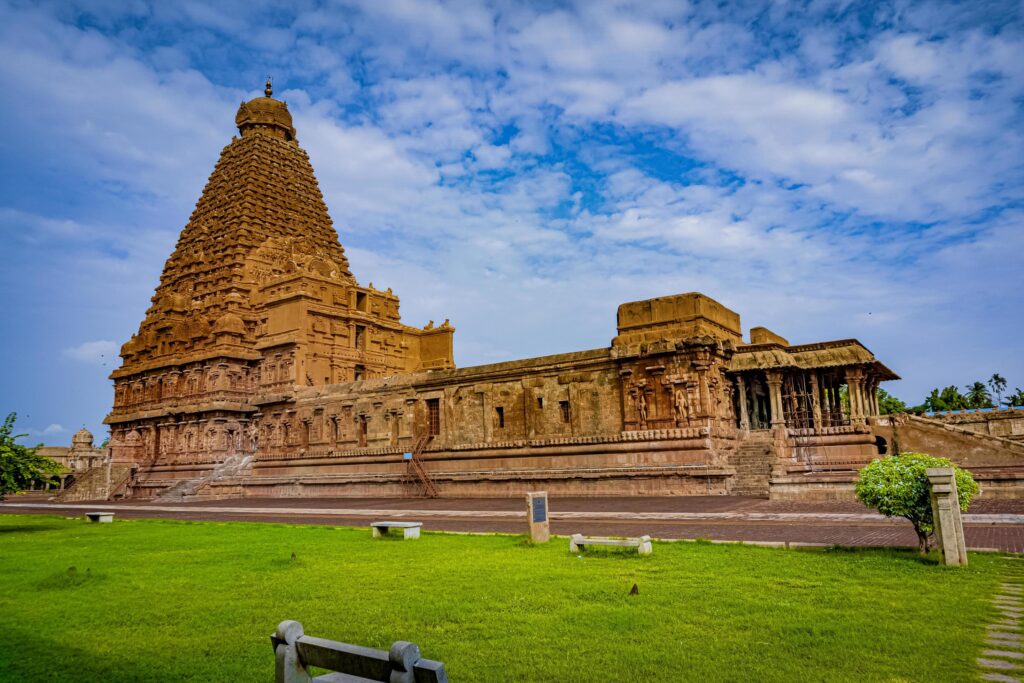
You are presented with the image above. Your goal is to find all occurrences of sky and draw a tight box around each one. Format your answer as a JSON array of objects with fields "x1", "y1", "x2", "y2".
[{"x1": 0, "y1": 0, "x2": 1022, "y2": 443}]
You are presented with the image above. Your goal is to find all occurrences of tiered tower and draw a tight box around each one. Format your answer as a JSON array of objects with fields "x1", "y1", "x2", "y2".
[{"x1": 105, "y1": 80, "x2": 454, "y2": 465}]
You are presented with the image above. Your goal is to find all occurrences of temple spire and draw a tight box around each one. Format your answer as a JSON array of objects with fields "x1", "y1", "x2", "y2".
[{"x1": 265, "y1": 76, "x2": 273, "y2": 97}]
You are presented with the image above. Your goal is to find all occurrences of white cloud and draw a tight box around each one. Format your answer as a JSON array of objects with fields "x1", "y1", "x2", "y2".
[
  {"x1": 0, "y1": 0, "x2": 1021, "y2": 434},
  {"x1": 63, "y1": 340, "x2": 120, "y2": 365}
]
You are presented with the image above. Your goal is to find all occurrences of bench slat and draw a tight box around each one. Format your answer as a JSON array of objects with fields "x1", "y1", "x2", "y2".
[{"x1": 298, "y1": 637, "x2": 390, "y2": 680}]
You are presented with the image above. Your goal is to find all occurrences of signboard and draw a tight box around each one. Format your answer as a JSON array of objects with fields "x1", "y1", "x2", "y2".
[
  {"x1": 531, "y1": 495, "x2": 547, "y2": 523},
  {"x1": 403, "y1": 452, "x2": 412, "y2": 461}
]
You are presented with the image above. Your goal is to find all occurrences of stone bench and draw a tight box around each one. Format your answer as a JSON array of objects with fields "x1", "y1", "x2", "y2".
[
  {"x1": 570, "y1": 533, "x2": 652, "y2": 555},
  {"x1": 85, "y1": 512, "x2": 115, "y2": 523},
  {"x1": 271, "y1": 620, "x2": 447, "y2": 683},
  {"x1": 370, "y1": 521, "x2": 422, "y2": 539}
]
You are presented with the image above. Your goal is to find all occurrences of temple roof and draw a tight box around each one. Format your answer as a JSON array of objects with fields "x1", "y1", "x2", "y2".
[
  {"x1": 235, "y1": 79, "x2": 296, "y2": 140},
  {"x1": 728, "y1": 339, "x2": 899, "y2": 379},
  {"x1": 114, "y1": 80, "x2": 355, "y2": 373}
]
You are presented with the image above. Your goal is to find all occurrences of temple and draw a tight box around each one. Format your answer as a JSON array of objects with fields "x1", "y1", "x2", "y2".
[{"x1": 96, "y1": 81, "x2": 929, "y2": 501}]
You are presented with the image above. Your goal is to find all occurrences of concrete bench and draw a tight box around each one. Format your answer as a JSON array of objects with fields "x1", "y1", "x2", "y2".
[
  {"x1": 85, "y1": 512, "x2": 115, "y2": 523},
  {"x1": 271, "y1": 620, "x2": 447, "y2": 683},
  {"x1": 370, "y1": 521, "x2": 422, "y2": 539},
  {"x1": 570, "y1": 533, "x2": 652, "y2": 555}
]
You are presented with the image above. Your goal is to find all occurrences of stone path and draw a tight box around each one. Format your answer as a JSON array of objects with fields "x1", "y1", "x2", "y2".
[{"x1": 980, "y1": 559, "x2": 1024, "y2": 682}]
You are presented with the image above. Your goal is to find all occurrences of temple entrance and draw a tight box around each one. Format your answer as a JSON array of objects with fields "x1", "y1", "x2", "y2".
[{"x1": 739, "y1": 373, "x2": 772, "y2": 430}]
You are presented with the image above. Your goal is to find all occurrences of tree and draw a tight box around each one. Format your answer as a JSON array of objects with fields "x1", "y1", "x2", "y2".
[
  {"x1": 0, "y1": 413, "x2": 64, "y2": 500},
  {"x1": 1004, "y1": 388, "x2": 1024, "y2": 409},
  {"x1": 923, "y1": 385, "x2": 969, "y2": 412},
  {"x1": 964, "y1": 381, "x2": 993, "y2": 409},
  {"x1": 876, "y1": 388, "x2": 908, "y2": 414},
  {"x1": 989, "y1": 373, "x2": 1008, "y2": 407},
  {"x1": 856, "y1": 452, "x2": 978, "y2": 555}
]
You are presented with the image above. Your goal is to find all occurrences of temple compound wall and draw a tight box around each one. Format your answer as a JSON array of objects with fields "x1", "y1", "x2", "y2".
[
  {"x1": 95, "y1": 81, "x2": 1024, "y2": 502},
  {"x1": 925, "y1": 408, "x2": 1024, "y2": 442}
]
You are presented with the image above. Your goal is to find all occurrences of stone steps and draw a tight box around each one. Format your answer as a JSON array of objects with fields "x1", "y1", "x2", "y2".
[{"x1": 728, "y1": 437, "x2": 774, "y2": 499}]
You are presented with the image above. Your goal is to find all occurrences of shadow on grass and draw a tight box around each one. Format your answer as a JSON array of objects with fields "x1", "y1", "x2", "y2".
[
  {"x1": 36, "y1": 565, "x2": 108, "y2": 590},
  {"x1": 814, "y1": 544, "x2": 943, "y2": 566},
  {"x1": 2, "y1": 627, "x2": 161, "y2": 683},
  {"x1": 0, "y1": 523, "x2": 63, "y2": 534}
]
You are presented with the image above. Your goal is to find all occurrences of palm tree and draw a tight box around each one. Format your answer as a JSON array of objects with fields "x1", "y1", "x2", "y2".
[
  {"x1": 1004, "y1": 388, "x2": 1024, "y2": 409},
  {"x1": 965, "y1": 381, "x2": 993, "y2": 409},
  {"x1": 989, "y1": 373, "x2": 1008, "y2": 406}
]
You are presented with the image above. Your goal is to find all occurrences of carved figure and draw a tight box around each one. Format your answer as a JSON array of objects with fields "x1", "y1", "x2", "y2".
[
  {"x1": 637, "y1": 392, "x2": 648, "y2": 426},
  {"x1": 673, "y1": 387, "x2": 688, "y2": 423}
]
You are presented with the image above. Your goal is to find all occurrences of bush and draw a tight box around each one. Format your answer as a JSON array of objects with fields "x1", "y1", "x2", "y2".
[
  {"x1": 855, "y1": 452, "x2": 978, "y2": 555},
  {"x1": 0, "y1": 412, "x2": 64, "y2": 500}
]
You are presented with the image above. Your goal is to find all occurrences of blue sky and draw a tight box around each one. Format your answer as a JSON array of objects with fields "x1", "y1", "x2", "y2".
[{"x1": 1, "y1": 0, "x2": 1022, "y2": 442}]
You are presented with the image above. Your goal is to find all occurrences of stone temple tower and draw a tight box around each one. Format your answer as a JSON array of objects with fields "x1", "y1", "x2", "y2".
[{"x1": 105, "y1": 80, "x2": 455, "y2": 465}]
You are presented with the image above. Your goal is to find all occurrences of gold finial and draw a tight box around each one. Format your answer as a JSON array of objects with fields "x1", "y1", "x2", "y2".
[{"x1": 265, "y1": 76, "x2": 273, "y2": 97}]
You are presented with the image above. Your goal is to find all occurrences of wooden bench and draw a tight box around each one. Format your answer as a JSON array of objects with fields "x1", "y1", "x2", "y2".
[
  {"x1": 370, "y1": 521, "x2": 422, "y2": 539},
  {"x1": 85, "y1": 512, "x2": 115, "y2": 523},
  {"x1": 570, "y1": 534, "x2": 652, "y2": 555},
  {"x1": 271, "y1": 620, "x2": 447, "y2": 683}
]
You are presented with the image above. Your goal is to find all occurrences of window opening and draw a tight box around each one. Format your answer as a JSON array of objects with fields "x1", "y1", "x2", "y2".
[{"x1": 426, "y1": 398, "x2": 441, "y2": 436}]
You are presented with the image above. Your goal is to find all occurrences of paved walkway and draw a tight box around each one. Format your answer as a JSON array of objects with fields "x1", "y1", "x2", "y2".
[
  {"x1": 4, "y1": 496, "x2": 1024, "y2": 552},
  {"x1": 978, "y1": 559, "x2": 1024, "y2": 681}
]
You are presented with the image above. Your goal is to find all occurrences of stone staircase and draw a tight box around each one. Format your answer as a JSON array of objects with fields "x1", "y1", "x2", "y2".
[
  {"x1": 56, "y1": 463, "x2": 137, "y2": 502},
  {"x1": 729, "y1": 431, "x2": 774, "y2": 498},
  {"x1": 155, "y1": 454, "x2": 251, "y2": 501}
]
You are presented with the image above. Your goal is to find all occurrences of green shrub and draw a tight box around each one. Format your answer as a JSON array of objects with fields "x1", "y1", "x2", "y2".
[
  {"x1": 0, "y1": 412, "x2": 64, "y2": 500},
  {"x1": 855, "y1": 452, "x2": 978, "y2": 555}
]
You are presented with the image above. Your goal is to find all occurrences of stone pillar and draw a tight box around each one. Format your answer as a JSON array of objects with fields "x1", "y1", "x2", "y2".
[
  {"x1": 846, "y1": 368, "x2": 866, "y2": 425},
  {"x1": 867, "y1": 377, "x2": 880, "y2": 416},
  {"x1": 809, "y1": 372, "x2": 823, "y2": 432},
  {"x1": 736, "y1": 375, "x2": 750, "y2": 432},
  {"x1": 526, "y1": 491, "x2": 550, "y2": 543},
  {"x1": 926, "y1": 468, "x2": 968, "y2": 566},
  {"x1": 766, "y1": 371, "x2": 784, "y2": 428},
  {"x1": 695, "y1": 364, "x2": 711, "y2": 419}
]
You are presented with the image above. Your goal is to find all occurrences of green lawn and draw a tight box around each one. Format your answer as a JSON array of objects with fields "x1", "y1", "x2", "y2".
[{"x1": 0, "y1": 514, "x2": 1009, "y2": 682}]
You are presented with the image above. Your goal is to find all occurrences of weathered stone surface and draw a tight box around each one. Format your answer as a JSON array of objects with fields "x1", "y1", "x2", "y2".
[
  {"x1": 986, "y1": 650, "x2": 1024, "y2": 660},
  {"x1": 526, "y1": 491, "x2": 550, "y2": 543},
  {"x1": 927, "y1": 467, "x2": 968, "y2": 566},
  {"x1": 980, "y1": 658, "x2": 1022, "y2": 671}
]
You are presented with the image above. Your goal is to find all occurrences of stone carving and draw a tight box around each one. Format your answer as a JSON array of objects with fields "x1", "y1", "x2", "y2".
[
  {"x1": 637, "y1": 392, "x2": 648, "y2": 426},
  {"x1": 673, "y1": 386, "x2": 689, "y2": 423}
]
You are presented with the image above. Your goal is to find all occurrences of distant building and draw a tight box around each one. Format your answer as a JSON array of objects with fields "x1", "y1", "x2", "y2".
[
  {"x1": 37, "y1": 428, "x2": 105, "y2": 491},
  {"x1": 102, "y1": 81, "x2": 912, "y2": 501}
]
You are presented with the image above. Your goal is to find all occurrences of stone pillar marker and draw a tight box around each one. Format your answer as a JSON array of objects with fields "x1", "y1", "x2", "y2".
[
  {"x1": 926, "y1": 467, "x2": 968, "y2": 566},
  {"x1": 526, "y1": 491, "x2": 550, "y2": 543}
]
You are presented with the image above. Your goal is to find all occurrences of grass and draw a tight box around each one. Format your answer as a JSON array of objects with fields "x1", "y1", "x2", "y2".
[{"x1": 0, "y1": 514, "x2": 1009, "y2": 682}]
